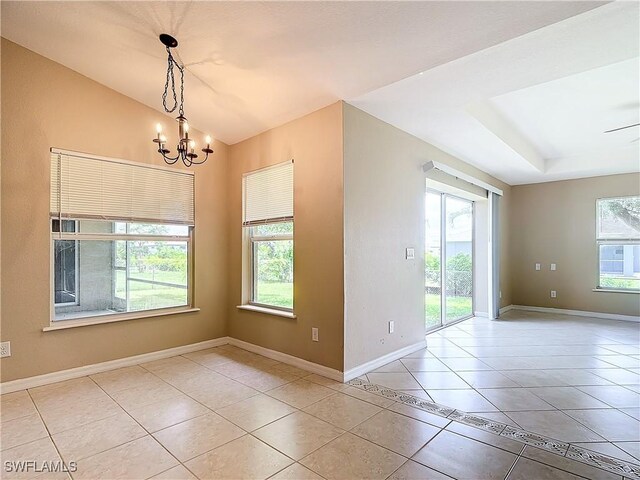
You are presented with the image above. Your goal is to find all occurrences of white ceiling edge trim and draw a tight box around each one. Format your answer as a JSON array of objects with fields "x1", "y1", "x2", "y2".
[{"x1": 423, "y1": 161, "x2": 504, "y2": 196}]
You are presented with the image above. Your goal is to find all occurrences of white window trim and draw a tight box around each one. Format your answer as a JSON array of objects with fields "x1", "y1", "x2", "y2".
[
  {"x1": 43, "y1": 307, "x2": 201, "y2": 332},
  {"x1": 49, "y1": 222, "x2": 194, "y2": 325},
  {"x1": 236, "y1": 304, "x2": 296, "y2": 319}
]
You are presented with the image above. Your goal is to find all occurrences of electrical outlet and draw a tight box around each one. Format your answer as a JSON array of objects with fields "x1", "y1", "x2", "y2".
[
  {"x1": 550, "y1": 290, "x2": 557, "y2": 298},
  {"x1": 406, "y1": 248, "x2": 415, "y2": 260},
  {"x1": 550, "y1": 263, "x2": 557, "y2": 271},
  {"x1": 0, "y1": 341, "x2": 11, "y2": 358},
  {"x1": 535, "y1": 263, "x2": 541, "y2": 271},
  {"x1": 311, "y1": 328, "x2": 319, "y2": 342},
  {"x1": 389, "y1": 321, "x2": 395, "y2": 334}
]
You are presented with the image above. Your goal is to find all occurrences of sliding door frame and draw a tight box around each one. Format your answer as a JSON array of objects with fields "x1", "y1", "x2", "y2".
[{"x1": 426, "y1": 189, "x2": 475, "y2": 332}]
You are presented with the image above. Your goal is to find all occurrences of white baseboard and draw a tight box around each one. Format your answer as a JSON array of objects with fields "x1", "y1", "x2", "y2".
[
  {"x1": 343, "y1": 340, "x2": 427, "y2": 382},
  {"x1": 474, "y1": 311, "x2": 489, "y2": 318},
  {"x1": 227, "y1": 338, "x2": 343, "y2": 382},
  {"x1": 0, "y1": 337, "x2": 231, "y2": 395},
  {"x1": 507, "y1": 305, "x2": 640, "y2": 323},
  {"x1": 0, "y1": 336, "x2": 345, "y2": 394},
  {"x1": 499, "y1": 304, "x2": 514, "y2": 314}
]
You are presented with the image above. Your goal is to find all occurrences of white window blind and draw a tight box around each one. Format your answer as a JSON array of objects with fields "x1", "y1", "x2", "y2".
[
  {"x1": 50, "y1": 150, "x2": 195, "y2": 225},
  {"x1": 243, "y1": 161, "x2": 293, "y2": 226}
]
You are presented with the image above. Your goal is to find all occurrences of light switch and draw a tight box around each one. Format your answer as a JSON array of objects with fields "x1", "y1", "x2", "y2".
[
  {"x1": 550, "y1": 263, "x2": 556, "y2": 271},
  {"x1": 535, "y1": 263, "x2": 541, "y2": 271},
  {"x1": 406, "y1": 248, "x2": 415, "y2": 260}
]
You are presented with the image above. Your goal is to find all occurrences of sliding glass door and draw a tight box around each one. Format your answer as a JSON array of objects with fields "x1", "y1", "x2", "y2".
[
  {"x1": 425, "y1": 190, "x2": 474, "y2": 331},
  {"x1": 444, "y1": 196, "x2": 474, "y2": 323}
]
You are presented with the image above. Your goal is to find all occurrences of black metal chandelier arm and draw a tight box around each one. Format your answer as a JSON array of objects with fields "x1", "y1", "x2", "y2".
[
  {"x1": 157, "y1": 149, "x2": 180, "y2": 165},
  {"x1": 189, "y1": 151, "x2": 209, "y2": 165}
]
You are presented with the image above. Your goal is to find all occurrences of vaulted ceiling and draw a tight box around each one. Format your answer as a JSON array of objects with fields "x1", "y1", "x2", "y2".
[{"x1": 2, "y1": 1, "x2": 636, "y2": 184}]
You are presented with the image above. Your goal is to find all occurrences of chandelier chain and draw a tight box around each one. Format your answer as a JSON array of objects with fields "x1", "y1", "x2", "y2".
[{"x1": 162, "y1": 46, "x2": 185, "y2": 115}]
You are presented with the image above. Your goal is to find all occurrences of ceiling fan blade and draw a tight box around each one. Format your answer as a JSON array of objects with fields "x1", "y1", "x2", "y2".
[{"x1": 604, "y1": 123, "x2": 640, "y2": 133}]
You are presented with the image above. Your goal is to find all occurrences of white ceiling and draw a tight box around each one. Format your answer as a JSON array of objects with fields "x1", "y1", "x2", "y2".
[
  {"x1": 1, "y1": 0, "x2": 603, "y2": 148},
  {"x1": 350, "y1": 2, "x2": 640, "y2": 185}
]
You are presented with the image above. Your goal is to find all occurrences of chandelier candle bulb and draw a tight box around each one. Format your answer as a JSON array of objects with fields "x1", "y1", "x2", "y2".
[{"x1": 153, "y1": 124, "x2": 164, "y2": 144}]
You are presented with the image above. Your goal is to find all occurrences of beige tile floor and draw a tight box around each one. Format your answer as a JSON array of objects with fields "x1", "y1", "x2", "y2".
[
  {"x1": 367, "y1": 310, "x2": 640, "y2": 466},
  {"x1": 0, "y1": 310, "x2": 637, "y2": 479}
]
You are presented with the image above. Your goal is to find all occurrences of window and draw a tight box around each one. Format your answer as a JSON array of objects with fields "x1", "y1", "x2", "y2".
[
  {"x1": 242, "y1": 161, "x2": 294, "y2": 312},
  {"x1": 52, "y1": 221, "x2": 190, "y2": 321},
  {"x1": 250, "y1": 222, "x2": 294, "y2": 309},
  {"x1": 596, "y1": 196, "x2": 640, "y2": 291},
  {"x1": 50, "y1": 150, "x2": 195, "y2": 322}
]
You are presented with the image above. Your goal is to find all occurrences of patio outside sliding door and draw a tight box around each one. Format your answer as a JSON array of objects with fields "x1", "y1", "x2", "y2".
[{"x1": 425, "y1": 190, "x2": 474, "y2": 331}]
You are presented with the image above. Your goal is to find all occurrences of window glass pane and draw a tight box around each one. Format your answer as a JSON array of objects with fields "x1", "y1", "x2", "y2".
[
  {"x1": 253, "y1": 238, "x2": 293, "y2": 309},
  {"x1": 78, "y1": 219, "x2": 113, "y2": 234},
  {"x1": 425, "y1": 192, "x2": 441, "y2": 330},
  {"x1": 127, "y1": 241, "x2": 188, "y2": 311},
  {"x1": 251, "y1": 222, "x2": 293, "y2": 237},
  {"x1": 52, "y1": 219, "x2": 76, "y2": 233},
  {"x1": 75, "y1": 220, "x2": 189, "y2": 236},
  {"x1": 114, "y1": 268, "x2": 126, "y2": 302},
  {"x1": 54, "y1": 240, "x2": 76, "y2": 304},
  {"x1": 598, "y1": 197, "x2": 640, "y2": 239},
  {"x1": 599, "y1": 244, "x2": 640, "y2": 290},
  {"x1": 445, "y1": 196, "x2": 473, "y2": 323},
  {"x1": 54, "y1": 238, "x2": 188, "y2": 321},
  {"x1": 114, "y1": 240, "x2": 126, "y2": 268},
  {"x1": 127, "y1": 223, "x2": 189, "y2": 236}
]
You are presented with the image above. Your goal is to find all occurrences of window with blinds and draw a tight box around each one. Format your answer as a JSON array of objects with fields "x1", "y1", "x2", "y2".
[
  {"x1": 49, "y1": 149, "x2": 195, "y2": 324},
  {"x1": 243, "y1": 161, "x2": 293, "y2": 226},
  {"x1": 242, "y1": 161, "x2": 294, "y2": 312},
  {"x1": 50, "y1": 150, "x2": 195, "y2": 225}
]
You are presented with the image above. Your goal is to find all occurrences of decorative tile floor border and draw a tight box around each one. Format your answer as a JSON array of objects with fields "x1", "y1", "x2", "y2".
[{"x1": 347, "y1": 377, "x2": 640, "y2": 480}]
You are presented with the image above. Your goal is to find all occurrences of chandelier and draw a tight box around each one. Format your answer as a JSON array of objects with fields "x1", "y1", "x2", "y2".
[{"x1": 153, "y1": 34, "x2": 212, "y2": 167}]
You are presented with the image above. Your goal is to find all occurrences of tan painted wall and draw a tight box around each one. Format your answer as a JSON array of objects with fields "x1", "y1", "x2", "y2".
[
  {"x1": 227, "y1": 102, "x2": 344, "y2": 371},
  {"x1": 343, "y1": 104, "x2": 511, "y2": 370},
  {"x1": 510, "y1": 174, "x2": 640, "y2": 316},
  {"x1": 0, "y1": 39, "x2": 229, "y2": 382}
]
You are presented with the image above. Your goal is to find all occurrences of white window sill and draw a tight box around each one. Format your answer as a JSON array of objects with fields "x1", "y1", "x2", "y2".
[
  {"x1": 43, "y1": 307, "x2": 200, "y2": 331},
  {"x1": 236, "y1": 304, "x2": 296, "y2": 319},
  {"x1": 592, "y1": 288, "x2": 640, "y2": 295}
]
